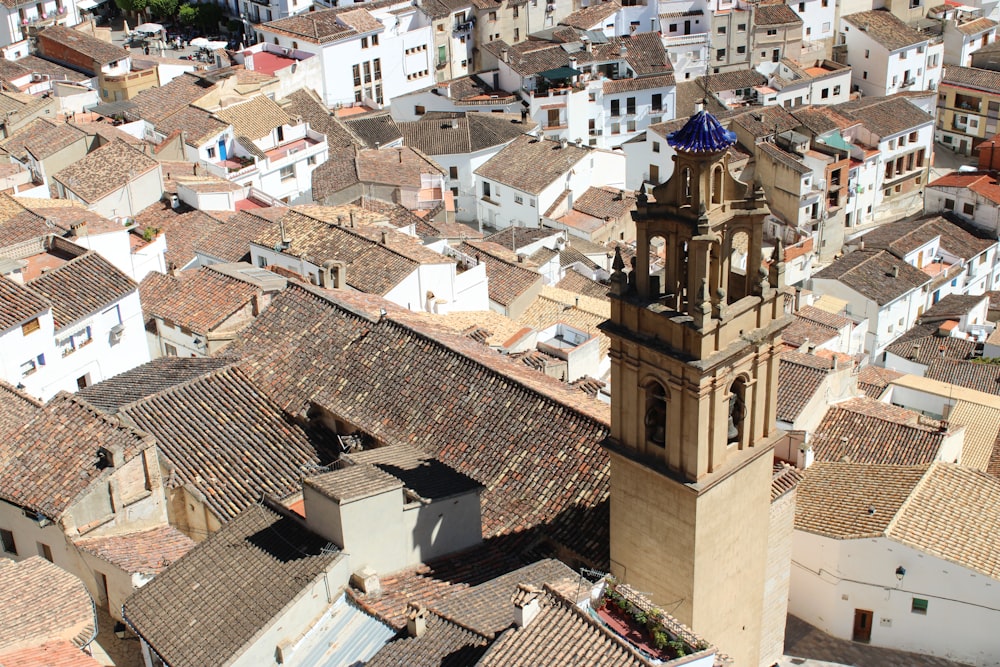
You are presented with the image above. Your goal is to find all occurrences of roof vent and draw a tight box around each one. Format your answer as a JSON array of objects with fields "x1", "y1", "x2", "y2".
[{"x1": 405, "y1": 602, "x2": 427, "y2": 637}]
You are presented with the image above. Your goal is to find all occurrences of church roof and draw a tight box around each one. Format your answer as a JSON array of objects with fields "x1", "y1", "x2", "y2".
[{"x1": 666, "y1": 109, "x2": 736, "y2": 153}]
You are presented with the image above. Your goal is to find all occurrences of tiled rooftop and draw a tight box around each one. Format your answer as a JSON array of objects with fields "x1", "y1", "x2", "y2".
[
  {"x1": 856, "y1": 364, "x2": 904, "y2": 398},
  {"x1": 139, "y1": 267, "x2": 258, "y2": 334},
  {"x1": 214, "y1": 94, "x2": 293, "y2": 141},
  {"x1": 476, "y1": 134, "x2": 587, "y2": 195},
  {"x1": 119, "y1": 365, "x2": 337, "y2": 522},
  {"x1": 458, "y1": 240, "x2": 542, "y2": 307},
  {"x1": 75, "y1": 525, "x2": 195, "y2": 575},
  {"x1": 925, "y1": 358, "x2": 1000, "y2": 396},
  {"x1": 124, "y1": 503, "x2": 341, "y2": 667},
  {"x1": 52, "y1": 139, "x2": 159, "y2": 204},
  {"x1": 27, "y1": 249, "x2": 136, "y2": 331},
  {"x1": 841, "y1": 10, "x2": 927, "y2": 51},
  {"x1": 38, "y1": 25, "x2": 129, "y2": 67},
  {"x1": 398, "y1": 111, "x2": 533, "y2": 155},
  {"x1": 810, "y1": 397, "x2": 951, "y2": 465},
  {"x1": 861, "y1": 215, "x2": 994, "y2": 262},
  {"x1": 77, "y1": 356, "x2": 233, "y2": 413},
  {"x1": 777, "y1": 352, "x2": 833, "y2": 423},
  {"x1": 0, "y1": 557, "x2": 95, "y2": 654},
  {"x1": 231, "y1": 284, "x2": 611, "y2": 563},
  {"x1": 812, "y1": 249, "x2": 929, "y2": 306}
]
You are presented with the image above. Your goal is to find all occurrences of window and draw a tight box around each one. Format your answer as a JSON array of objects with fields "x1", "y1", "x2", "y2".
[
  {"x1": 717, "y1": 25, "x2": 726, "y2": 34},
  {"x1": 372, "y1": 34, "x2": 379, "y2": 46},
  {"x1": 483, "y1": 181, "x2": 491, "y2": 198},
  {"x1": 821, "y1": 88, "x2": 829, "y2": 99},
  {"x1": 38, "y1": 543, "x2": 52, "y2": 562},
  {"x1": 833, "y1": 85, "x2": 841, "y2": 96},
  {"x1": 307, "y1": 155, "x2": 317, "y2": 166},
  {"x1": 488, "y1": 10, "x2": 496, "y2": 21},
  {"x1": 280, "y1": 165, "x2": 295, "y2": 181},
  {"x1": 651, "y1": 93, "x2": 662, "y2": 112},
  {"x1": 863, "y1": 71, "x2": 868, "y2": 80},
  {"x1": 361, "y1": 36, "x2": 369, "y2": 48},
  {"x1": 611, "y1": 99, "x2": 620, "y2": 117},
  {"x1": 627, "y1": 120, "x2": 636, "y2": 132},
  {"x1": 737, "y1": 23, "x2": 746, "y2": 31},
  {"x1": 513, "y1": 28, "x2": 519, "y2": 40},
  {"x1": 415, "y1": 105, "x2": 426, "y2": 116},
  {"x1": 717, "y1": 48, "x2": 726, "y2": 60},
  {"x1": 626, "y1": 97, "x2": 636, "y2": 115},
  {"x1": 911, "y1": 598, "x2": 928, "y2": 614},
  {"x1": 19, "y1": 359, "x2": 36, "y2": 377},
  {"x1": 512, "y1": 5, "x2": 518, "y2": 16},
  {"x1": 449, "y1": 166, "x2": 458, "y2": 179},
  {"x1": 737, "y1": 45, "x2": 746, "y2": 54},
  {"x1": 164, "y1": 343, "x2": 178, "y2": 357},
  {"x1": 353, "y1": 64, "x2": 361, "y2": 87},
  {"x1": 772, "y1": 49, "x2": 780, "y2": 62},
  {"x1": 374, "y1": 58, "x2": 382, "y2": 80},
  {"x1": 207, "y1": 146, "x2": 216, "y2": 159},
  {"x1": 798, "y1": 2, "x2": 804, "y2": 10},
  {"x1": 652, "y1": 141, "x2": 660, "y2": 153},
  {"x1": 0, "y1": 529, "x2": 15, "y2": 555},
  {"x1": 964, "y1": 202, "x2": 975, "y2": 215},
  {"x1": 276, "y1": 126, "x2": 284, "y2": 142},
  {"x1": 909, "y1": 131, "x2": 918, "y2": 142},
  {"x1": 515, "y1": 195, "x2": 524, "y2": 204},
  {"x1": 21, "y1": 318, "x2": 39, "y2": 335},
  {"x1": 611, "y1": 122, "x2": 621, "y2": 134},
  {"x1": 363, "y1": 61, "x2": 371, "y2": 83},
  {"x1": 767, "y1": 29, "x2": 777, "y2": 36}
]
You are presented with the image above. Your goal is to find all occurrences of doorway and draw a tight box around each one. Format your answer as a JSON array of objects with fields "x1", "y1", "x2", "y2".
[{"x1": 852, "y1": 608, "x2": 873, "y2": 643}]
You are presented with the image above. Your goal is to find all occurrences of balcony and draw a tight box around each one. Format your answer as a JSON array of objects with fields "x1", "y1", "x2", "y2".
[
  {"x1": 453, "y1": 21, "x2": 473, "y2": 35},
  {"x1": 955, "y1": 93, "x2": 982, "y2": 114}
]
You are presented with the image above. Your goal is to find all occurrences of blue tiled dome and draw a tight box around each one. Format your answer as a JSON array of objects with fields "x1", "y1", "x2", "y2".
[{"x1": 667, "y1": 109, "x2": 737, "y2": 153}]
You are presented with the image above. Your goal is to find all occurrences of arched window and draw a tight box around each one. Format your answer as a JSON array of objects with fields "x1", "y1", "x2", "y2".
[
  {"x1": 644, "y1": 381, "x2": 667, "y2": 447},
  {"x1": 711, "y1": 165, "x2": 723, "y2": 205},
  {"x1": 727, "y1": 378, "x2": 747, "y2": 446},
  {"x1": 682, "y1": 167, "x2": 693, "y2": 204}
]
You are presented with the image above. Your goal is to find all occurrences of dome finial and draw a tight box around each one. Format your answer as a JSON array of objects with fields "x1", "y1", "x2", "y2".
[{"x1": 667, "y1": 109, "x2": 736, "y2": 154}]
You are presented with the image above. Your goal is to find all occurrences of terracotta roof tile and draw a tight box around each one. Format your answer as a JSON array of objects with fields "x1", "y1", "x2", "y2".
[
  {"x1": 38, "y1": 25, "x2": 129, "y2": 67},
  {"x1": 856, "y1": 365, "x2": 904, "y2": 398},
  {"x1": 399, "y1": 111, "x2": 532, "y2": 155},
  {"x1": 842, "y1": 10, "x2": 926, "y2": 51},
  {"x1": 516, "y1": 285, "x2": 610, "y2": 357},
  {"x1": 0, "y1": 558, "x2": 95, "y2": 653},
  {"x1": 560, "y1": 1, "x2": 621, "y2": 29},
  {"x1": 0, "y1": 641, "x2": 103, "y2": 667},
  {"x1": 0, "y1": 118, "x2": 86, "y2": 162},
  {"x1": 476, "y1": 134, "x2": 588, "y2": 195},
  {"x1": 27, "y1": 250, "x2": 136, "y2": 331},
  {"x1": 75, "y1": 525, "x2": 195, "y2": 575},
  {"x1": 77, "y1": 356, "x2": 233, "y2": 413},
  {"x1": 119, "y1": 365, "x2": 337, "y2": 522},
  {"x1": 0, "y1": 274, "x2": 49, "y2": 332},
  {"x1": 861, "y1": 214, "x2": 994, "y2": 262},
  {"x1": 925, "y1": 358, "x2": 1000, "y2": 396},
  {"x1": 214, "y1": 95, "x2": 292, "y2": 141},
  {"x1": 139, "y1": 267, "x2": 258, "y2": 334},
  {"x1": 777, "y1": 352, "x2": 833, "y2": 422},
  {"x1": 231, "y1": 285, "x2": 611, "y2": 562},
  {"x1": 754, "y1": 3, "x2": 802, "y2": 25},
  {"x1": 123, "y1": 503, "x2": 341, "y2": 666},
  {"x1": 458, "y1": 240, "x2": 542, "y2": 306},
  {"x1": 555, "y1": 270, "x2": 610, "y2": 301},
  {"x1": 52, "y1": 139, "x2": 159, "y2": 204},
  {"x1": 153, "y1": 105, "x2": 228, "y2": 146},
  {"x1": 810, "y1": 396, "x2": 951, "y2": 465},
  {"x1": 812, "y1": 249, "x2": 929, "y2": 305},
  {"x1": 345, "y1": 444, "x2": 483, "y2": 501},
  {"x1": 942, "y1": 64, "x2": 1000, "y2": 91},
  {"x1": 341, "y1": 111, "x2": 403, "y2": 149},
  {"x1": 134, "y1": 204, "x2": 229, "y2": 270},
  {"x1": 279, "y1": 88, "x2": 361, "y2": 149},
  {"x1": 127, "y1": 72, "x2": 210, "y2": 125},
  {"x1": 831, "y1": 95, "x2": 933, "y2": 138}
]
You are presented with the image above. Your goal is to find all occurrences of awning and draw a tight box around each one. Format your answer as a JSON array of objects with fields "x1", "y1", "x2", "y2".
[
  {"x1": 819, "y1": 130, "x2": 852, "y2": 152},
  {"x1": 134, "y1": 22, "x2": 163, "y2": 34},
  {"x1": 538, "y1": 66, "x2": 582, "y2": 81},
  {"x1": 77, "y1": 0, "x2": 99, "y2": 9}
]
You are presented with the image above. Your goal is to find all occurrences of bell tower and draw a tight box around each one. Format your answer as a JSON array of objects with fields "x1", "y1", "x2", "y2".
[{"x1": 602, "y1": 108, "x2": 791, "y2": 667}]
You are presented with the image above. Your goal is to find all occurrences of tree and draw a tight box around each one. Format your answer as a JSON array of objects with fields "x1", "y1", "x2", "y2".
[
  {"x1": 114, "y1": 0, "x2": 148, "y2": 15},
  {"x1": 148, "y1": 0, "x2": 178, "y2": 20},
  {"x1": 178, "y1": 3, "x2": 198, "y2": 25},
  {"x1": 196, "y1": 2, "x2": 223, "y2": 32}
]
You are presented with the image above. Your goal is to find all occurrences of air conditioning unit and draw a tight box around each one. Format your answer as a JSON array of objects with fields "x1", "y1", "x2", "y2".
[
  {"x1": 546, "y1": 3, "x2": 555, "y2": 11},
  {"x1": 109, "y1": 323, "x2": 125, "y2": 341}
]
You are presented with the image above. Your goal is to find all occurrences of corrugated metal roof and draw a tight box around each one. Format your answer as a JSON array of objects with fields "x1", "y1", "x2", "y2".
[{"x1": 291, "y1": 593, "x2": 396, "y2": 666}]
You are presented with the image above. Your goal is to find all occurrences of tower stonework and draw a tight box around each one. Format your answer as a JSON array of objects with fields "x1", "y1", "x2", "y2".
[{"x1": 602, "y1": 109, "x2": 792, "y2": 667}]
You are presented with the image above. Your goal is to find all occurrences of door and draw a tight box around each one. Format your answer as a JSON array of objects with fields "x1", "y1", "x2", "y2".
[
  {"x1": 852, "y1": 608, "x2": 873, "y2": 643},
  {"x1": 649, "y1": 164, "x2": 659, "y2": 184},
  {"x1": 684, "y1": 19, "x2": 691, "y2": 35},
  {"x1": 218, "y1": 140, "x2": 227, "y2": 161}
]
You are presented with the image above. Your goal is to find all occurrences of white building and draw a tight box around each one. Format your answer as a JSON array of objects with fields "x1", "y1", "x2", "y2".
[
  {"x1": 256, "y1": 1, "x2": 436, "y2": 109},
  {"x1": 658, "y1": 0, "x2": 710, "y2": 82},
  {"x1": 810, "y1": 248, "x2": 931, "y2": 356},
  {"x1": 51, "y1": 139, "x2": 164, "y2": 220},
  {"x1": 0, "y1": 0, "x2": 78, "y2": 60},
  {"x1": 926, "y1": 170, "x2": 1000, "y2": 241},
  {"x1": 792, "y1": 461, "x2": 1000, "y2": 667},
  {"x1": 397, "y1": 111, "x2": 534, "y2": 224},
  {"x1": 840, "y1": 10, "x2": 937, "y2": 98},
  {"x1": 474, "y1": 134, "x2": 627, "y2": 231},
  {"x1": 788, "y1": 0, "x2": 836, "y2": 50},
  {"x1": 934, "y1": 6, "x2": 999, "y2": 67},
  {"x1": 483, "y1": 30, "x2": 677, "y2": 149},
  {"x1": 0, "y1": 236, "x2": 148, "y2": 401}
]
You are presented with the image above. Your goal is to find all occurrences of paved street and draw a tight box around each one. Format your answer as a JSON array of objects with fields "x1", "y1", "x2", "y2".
[{"x1": 783, "y1": 614, "x2": 973, "y2": 667}]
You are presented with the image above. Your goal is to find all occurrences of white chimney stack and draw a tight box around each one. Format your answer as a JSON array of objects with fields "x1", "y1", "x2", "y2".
[
  {"x1": 512, "y1": 584, "x2": 542, "y2": 628},
  {"x1": 405, "y1": 602, "x2": 428, "y2": 637}
]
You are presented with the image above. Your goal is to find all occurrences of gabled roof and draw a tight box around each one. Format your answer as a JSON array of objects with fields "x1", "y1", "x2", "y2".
[
  {"x1": 475, "y1": 135, "x2": 587, "y2": 194},
  {"x1": 261, "y1": 1, "x2": 398, "y2": 44},
  {"x1": 928, "y1": 169, "x2": 1000, "y2": 205},
  {"x1": 133, "y1": 205, "x2": 229, "y2": 270},
  {"x1": 52, "y1": 139, "x2": 159, "y2": 204},
  {"x1": 26, "y1": 250, "x2": 135, "y2": 331},
  {"x1": 458, "y1": 240, "x2": 542, "y2": 307},
  {"x1": 118, "y1": 364, "x2": 336, "y2": 521},
  {"x1": 484, "y1": 32, "x2": 672, "y2": 79},
  {"x1": 341, "y1": 110, "x2": 403, "y2": 149},
  {"x1": 399, "y1": 112, "x2": 533, "y2": 155},
  {"x1": 797, "y1": 461, "x2": 1000, "y2": 580},
  {"x1": 195, "y1": 209, "x2": 275, "y2": 263},
  {"x1": 860, "y1": 214, "x2": 994, "y2": 262},
  {"x1": 842, "y1": 10, "x2": 927, "y2": 51},
  {"x1": 0, "y1": 381, "x2": 42, "y2": 441},
  {"x1": 831, "y1": 96, "x2": 933, "y2": 138},
  {"x1": 941, "y1": 64, "x2": 1000, "y2": 92},
  {"x1": 0, "y1": 641, "x2": 103, "y2": 667},
  {"x1": 754, "y1": 3, "x2": 802, "y2": 25},
  {"x1": 139, "y1": 267, "x2": 259, "y2": 335},
  {"x1": 954, "y1": 16, "x2": 997, "y2": 35},
  {"x1": 77, "y1": 356, "x2": 233, "y2": 413},
  {"x1": 516, "y1": 285, "x2": 611, "y2": 357},
  {"x1": 812, "y1": 249, "x2": 929, "y2": 305},
  {"x1": 153, "y1": 104, "x2": 228, "y2": 147},
  {"x1": 0, "y1": 557, "x2": 95, "y2": 654},
  {"x1": 230, "y1": 285, "x2": 611, "y2": 561},
  {"x1": 0, "y1": 118, "x2": 86, "y2": 162},
  {"x1": 884, "y1": 333, "x2": 976, "y2": 364},
  {"x1": 0, "y1": 392, "x2": 153, "y2": 517},
  {"x1": 124, "y1": 503, "x2": 341, "y2": 667},
  {"x1": 777, "y1": 352, "x2": 834, "y2": 423},
  {"x1": 279, "y1": 87, "x2": 362, "y2": 149},
  {"x1": 127, "y1": 72, "x2": 212, "y2": 124},
  {"x1": 555, "y1": 270, "x2": 610, "y2": 301},
  {"x1": 809, "y1": 397, "x2": 952, "y2": 465}
]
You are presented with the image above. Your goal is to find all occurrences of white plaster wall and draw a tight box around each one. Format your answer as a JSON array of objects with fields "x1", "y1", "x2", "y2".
[
  {"x1": 791, "y1": 531, "x2": 1000, "y2": 667},
  {"x1": 401, "y1": 494, "x2": 481, "y2": 565},
  {"x1": 90, "y1": 168, "x2": 164, "y2": 220},
  {"x1": 0, "y1": 309, "x2": 57, "y2": 397}
]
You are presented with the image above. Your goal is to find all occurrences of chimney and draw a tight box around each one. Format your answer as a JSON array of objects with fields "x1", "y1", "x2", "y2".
[
  {"x1": 512, "y1": 584, "x2": 542, "y2": 628},
  {"x1": 500, "y1": 47, "x2": 509, "y2": 63},
  {"x1": 559, "y1": 138, "x2": 568, "y2": 149},
  {"x1": 398, "y1": 148, "x2": 403, "y2": 163},
  {"x1": 405, "y1": 602, "x2": 427, "y2": 637},
  {"x1": 568, "y1": 56, "x2": 577, "y2": 70},
  {"x1": 891, "y1": 265, "x2": 900, "y2": 278},
  {"x1": 796, "y1": 443, "x2": 814, "y2": 470},
  {"x1": 450, "y1": 118, "x2": 459, "y2": 129},
  {"x1": 349, "y1": 211, "x2": 355, "y2": 228},
  {"x1": 584, "y1": 38, "x2": 592, "y2": 54},
  {"x1": 858, "y1": 238, "x2": 865, "y2": 251},
  {"x1": 70, "y1": 221, "x2": 87, "y2": 237},
  {"x1": 381, "y1": 230, "x2": 388, "y2": 244}
]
